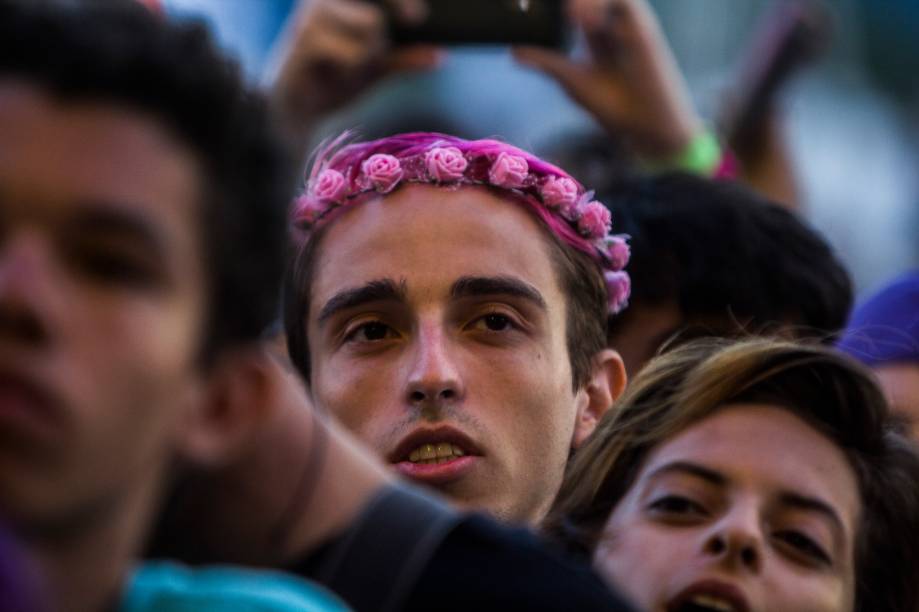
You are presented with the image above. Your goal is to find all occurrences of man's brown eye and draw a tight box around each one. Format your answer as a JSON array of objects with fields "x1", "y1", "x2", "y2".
[
  {"x1": 361, "y1": 322, "x2": 390, "y2": 340},
  {"x1": 71, "y1": 248, "x2": 157, "y2": 286},
  {"x1": 347, "y1": 321, "x2": 393, "y2": 342},
  {"x1": 483, "y1": 314, "x2": 512, "y2": 331}
]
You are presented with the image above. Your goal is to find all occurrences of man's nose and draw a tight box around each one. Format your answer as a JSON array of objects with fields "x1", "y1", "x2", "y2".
[
  {"x1": 0, "y1": 231, "x2": 54, "y2": 345},
  {"x1": 403, "y1": 322, "x2": 464, "y2": 409},
  {"x1": 701, "y1": 503, "x2": 765, "y2": 574}
]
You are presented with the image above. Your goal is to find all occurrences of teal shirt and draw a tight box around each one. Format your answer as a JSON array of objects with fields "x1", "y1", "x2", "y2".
[{"x1": 121, "y1": 562, "x2": 349, "y2": 612}]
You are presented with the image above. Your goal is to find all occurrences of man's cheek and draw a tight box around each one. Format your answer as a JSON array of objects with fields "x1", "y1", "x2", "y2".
[{"x1": 315, "y1": 369, "x2": 387, "y2": 432}]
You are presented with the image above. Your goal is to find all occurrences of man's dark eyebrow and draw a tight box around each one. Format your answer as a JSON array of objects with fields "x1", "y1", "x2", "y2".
[
  {"x1": 450, "y1": 275, "x2": 547, "y2": 310},
  {"x1": 317, "y1": 278, "x2": 407, "y2": 325},
  {"x1": 779, "y1": 492, "x2": 846, "y2": 536},
  {"x1": 647, "y1": 461, "x2": 728, "y2": 487},
  {"x1": 68, "y1": 203, "x2": 166, "y2": 257}
]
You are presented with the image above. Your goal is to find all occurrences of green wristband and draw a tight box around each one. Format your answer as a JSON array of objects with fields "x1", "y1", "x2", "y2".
[{"x1": 646, "y1": 130, "x2": 722, "y2": 177}]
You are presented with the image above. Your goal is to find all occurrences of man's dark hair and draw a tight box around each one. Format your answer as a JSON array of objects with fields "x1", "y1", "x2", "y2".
[
  {"x1": 605, "y1": 172, "x2": 852, "y2": 342},
  {"x1": 0, "y1": 0, "x2": 294, "y2": 361}
]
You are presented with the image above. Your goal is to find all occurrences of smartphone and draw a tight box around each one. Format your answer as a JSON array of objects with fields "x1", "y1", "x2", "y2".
[
  {"x1": 718, "y1": 0, "x2": 832, "y2": 154},
  {"x1": 379, "y1": 0, "x2": 567, "y2": 48}
]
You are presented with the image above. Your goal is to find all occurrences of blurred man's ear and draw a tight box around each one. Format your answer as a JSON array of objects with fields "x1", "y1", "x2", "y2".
[
  {"x1": 178, "y1": 344, "x2": 282, "y2": 467},
  {"x1": 572, "y1": 349, "x2": 626, "y2": 448}
]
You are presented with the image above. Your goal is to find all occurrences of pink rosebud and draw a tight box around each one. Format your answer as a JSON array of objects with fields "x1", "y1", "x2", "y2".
[
  {"x1": 425, "y1": 146, "x2": 468, "y2": 182},
  {"x1": 541, "y1": 176, "x2": 579, "y2": 212},
  {"x1": 361, "y1": 153, "x2": 403, "y2": 193},
  {"x1": 605, "y1": 270, "x2": 631, "y2": 314},
  {"x1": 293, "y1": 194, "x2": 327, "y2": 225},
  {"x1": 311, "y1": 168, "x2": 348, "y2": 202},
  {"x1": 577, "y1": 201, "x2": 612, "y2": 239},
  {"x1": 604, "y1": 235, "x2": 630, "y2": 270},
  {"x1": 488, "y1": 152, "x2": 529, "y2": 189}
]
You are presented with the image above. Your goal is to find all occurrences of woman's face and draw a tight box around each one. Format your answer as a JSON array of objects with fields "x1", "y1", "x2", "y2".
[{"x1": 593, "y1": 404, "x2": 861, "y2": 612}]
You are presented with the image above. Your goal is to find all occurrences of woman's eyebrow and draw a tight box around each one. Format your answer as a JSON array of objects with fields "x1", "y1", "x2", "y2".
[
  {"x1": 646, "y1": 461, "x2": 727, "y2": 487},
  {"x1": 778, "y1": 491, "x2": 846, "y2": 539}
]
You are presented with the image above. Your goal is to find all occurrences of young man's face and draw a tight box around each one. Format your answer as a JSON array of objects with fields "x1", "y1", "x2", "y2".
[
  {"x1": 0, "y1": 82, "x2": 208, "y2": 530},
  {"x1": 306, "y1": 184, "x2": 611, "y2": 523}
]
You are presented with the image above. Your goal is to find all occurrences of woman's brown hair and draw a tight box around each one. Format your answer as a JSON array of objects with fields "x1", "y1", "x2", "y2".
[{"x1": 544, "y1": 337, "x2": 919, "y2": 612}]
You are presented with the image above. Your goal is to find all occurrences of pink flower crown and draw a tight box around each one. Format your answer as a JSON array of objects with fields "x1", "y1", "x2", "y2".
[{"x1": 293, "y1": 132, "x2": 631, "y2": 314}]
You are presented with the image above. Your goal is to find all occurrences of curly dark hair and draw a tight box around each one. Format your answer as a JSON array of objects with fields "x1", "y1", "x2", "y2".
[
  {"x1": 0, "y1": 0, "x2": 295, "y2": 362},
  {"x1": 606, "y1": 173, "x2": 852, "y2": 343}
]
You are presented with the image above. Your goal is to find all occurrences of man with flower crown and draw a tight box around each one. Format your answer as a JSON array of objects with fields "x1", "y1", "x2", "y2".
[{"x1": 284, "y1": 132, "x2": 629, "y2": 524}]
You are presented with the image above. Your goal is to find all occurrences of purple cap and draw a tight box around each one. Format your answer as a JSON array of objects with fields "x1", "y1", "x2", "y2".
[{"x1": 837, "y1": 270, "x2": 919, "y2": 366}]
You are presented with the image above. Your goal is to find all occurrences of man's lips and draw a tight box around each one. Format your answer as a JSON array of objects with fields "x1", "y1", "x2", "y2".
[
  {"x1": 666, "y1": 579, "x2": 751, "y2": 612},
  {"x1": 389, "y1": 425, "x2": 483, "y2": 486},
  {"x1": 0, "y1": 366, "x2": 63, "y2": 443},
  {"x1": 394, "y1": 456, "x2": 479, "y2": 486}
]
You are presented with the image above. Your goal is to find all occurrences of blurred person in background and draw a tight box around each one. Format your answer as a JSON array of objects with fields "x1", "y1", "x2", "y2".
[
  {"x1": 602, "y1": 173, "x2": 852, "y2": 377},
  {"x1": 0, "y1": 1, "x2": 355, "y2": 609},
  {"x1": 838, "y1": 270, "x2": 919, "y2": 441},
  {"x1": 545, "y1": 338, "x2": 919, "y2": 612}
]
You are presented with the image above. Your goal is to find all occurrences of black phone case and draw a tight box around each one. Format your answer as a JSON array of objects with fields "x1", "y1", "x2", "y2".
[{"x1": 379, "y1": 0, "x2": 567, "y2": 47}]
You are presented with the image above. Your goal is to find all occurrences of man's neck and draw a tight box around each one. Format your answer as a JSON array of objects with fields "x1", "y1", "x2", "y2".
[{"x1": 23, "y1": 476, "x2": 163, "y2": 612}]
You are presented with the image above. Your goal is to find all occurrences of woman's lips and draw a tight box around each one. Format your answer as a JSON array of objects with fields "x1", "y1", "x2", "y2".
[{"x1": 666, "y1": 579, "x2": 751, "y2": 612}]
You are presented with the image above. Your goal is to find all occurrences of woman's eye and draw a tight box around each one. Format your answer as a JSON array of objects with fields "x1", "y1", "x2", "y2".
[
  {"x1": 775, "y1": 530, "x2": 832, "y2": 565},
  {"x1": 648, "y1": 495, "x2": 707, "y2": 517},
  {"x1": 347, "y1": 321, "x2": 394, "y2": 342}
]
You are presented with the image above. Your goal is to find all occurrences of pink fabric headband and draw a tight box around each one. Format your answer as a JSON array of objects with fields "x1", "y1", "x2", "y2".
[{"x1": 293, "y1": 132, "x2": 631, "y2": 314}]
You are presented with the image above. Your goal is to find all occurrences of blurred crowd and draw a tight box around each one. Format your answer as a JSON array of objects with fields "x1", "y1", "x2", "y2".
[{"x1": 0, "y1": 1, "x2": 917, "y2": 611}]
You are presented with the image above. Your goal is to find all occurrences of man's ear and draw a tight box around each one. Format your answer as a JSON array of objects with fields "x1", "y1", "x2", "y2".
[
  {"x1": 177, "y1": 344, "x2": 282, "y2": 467},
  {"x1": 572, "y1": 348, "x2": 627, "y2": 448}
]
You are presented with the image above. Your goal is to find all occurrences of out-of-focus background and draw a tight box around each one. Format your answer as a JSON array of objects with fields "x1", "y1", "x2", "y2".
[{"x1": 164, "y1": 0, "x2": 918, "y2": 298}]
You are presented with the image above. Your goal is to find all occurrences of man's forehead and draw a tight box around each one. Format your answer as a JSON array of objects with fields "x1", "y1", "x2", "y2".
[
  {"x1": 311, "y1": 184, "x2": 561, "y2": 304},
  {"x1": 0, "y1": 80, "x2": 202, "y2": 230}
]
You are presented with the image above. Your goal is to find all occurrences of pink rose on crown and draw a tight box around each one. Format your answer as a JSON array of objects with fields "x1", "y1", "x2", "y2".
[
  {"x1": 604, "y1": 235, "x2": 631, "y2": 271},
  {"x1": 488, "y1": 152, "x2": 529, "y2": 189},
  {"x1": 362, "y1": 153, "x2": 403, "y2": 193},
  {"x1": 311, "y1": 168, "x2": 347, "y2": 202},
  {"x1": 605, "y1": 270, "x2": 631, "y2": 314},
  {"x1": 541, "y1": 176, "x2": 579, "y2": 214},
  {"x1": 577, "y1": 201, "x2": 612, "y2": 240},
  {"x1": 425, "y1": 146, "x2": 468, "y2": 182}
]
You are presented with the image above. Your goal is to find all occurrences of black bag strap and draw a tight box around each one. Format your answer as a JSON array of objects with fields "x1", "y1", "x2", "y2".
[{"x1": 315, "y1": 484, "x2": 460, "y2": 612}]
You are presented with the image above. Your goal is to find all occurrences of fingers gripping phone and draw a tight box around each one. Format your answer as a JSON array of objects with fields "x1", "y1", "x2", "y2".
[{"x1": 373, "y1": 0, "x2": 567, "y2": 48}]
